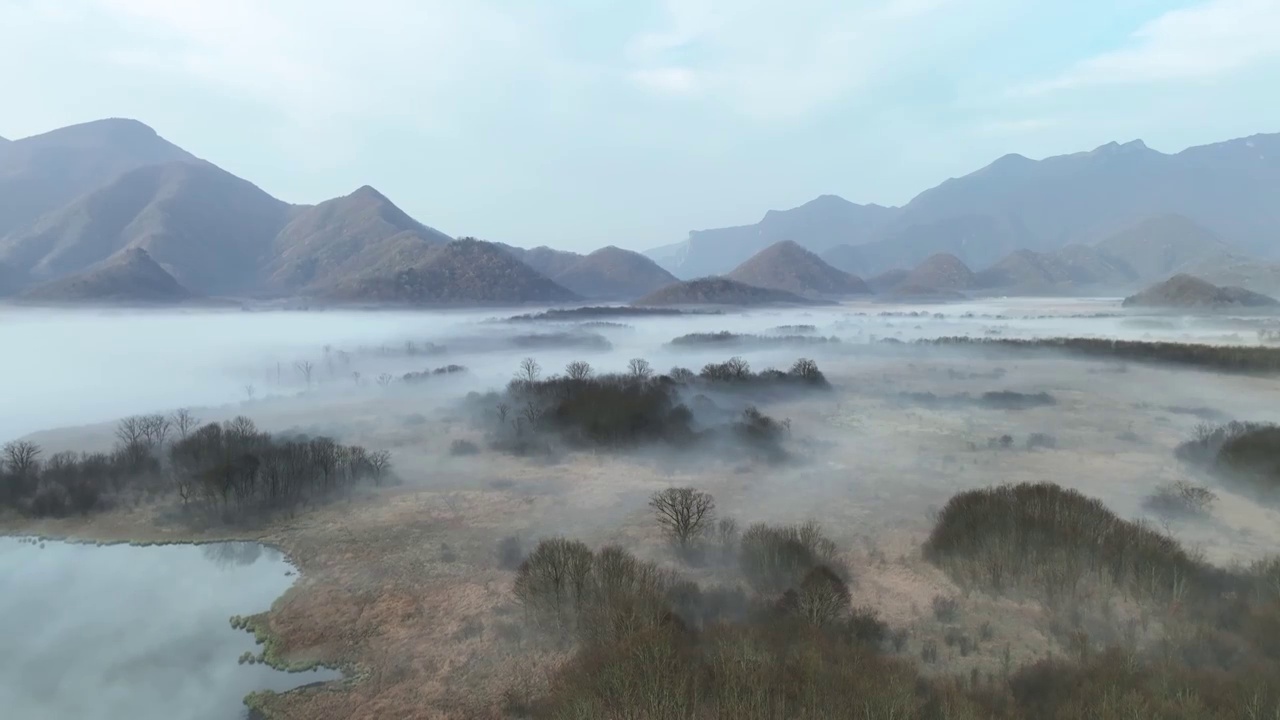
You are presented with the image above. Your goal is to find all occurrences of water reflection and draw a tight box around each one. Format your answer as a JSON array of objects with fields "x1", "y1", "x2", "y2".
[{"x1": 0, "y1": 538, "x2": 338, "y2": 720}]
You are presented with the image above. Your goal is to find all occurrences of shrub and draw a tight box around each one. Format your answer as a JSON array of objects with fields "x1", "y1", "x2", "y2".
[
  {"x1": 497, "y1": 535, "x2": 526, "y2": 570},
  {"x1": 923, "y1": 482, "x2": 1207, "y2": 605},
  {"x1": 932, "y1": 595, "x2": 961, "y2": 623},
  {"x1": 739, "y1": 521, "x2": 843, "y2": 595},
  {"x1": 449, "y1": 439, "x2": 480, "y2": 456},
  {"x1": 1025, "y1": 432, "x2": 1057, "y2": 450},
  {"x1": 1144, "y1": 480, "x2": 1217, "y2": 518}
]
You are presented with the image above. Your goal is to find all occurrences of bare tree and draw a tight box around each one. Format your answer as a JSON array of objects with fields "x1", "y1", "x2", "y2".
[
  {"x1": 790, "y1": 358, "x2": 820, "y2": 382},
  {"x1": 496, "y1": 403, "x2": 511, "y2": 424},
  {"x1": 244, "y1": 384, "x2": 256, "y2": 401},
  {"x1": 725, "y1": 356, "x2": 751, "y2": 379},
  {"x1": 116, "y1": 416, "x2": 146, "y2": 448},
  {"x1": 171, "y1": 408, "x2": 198, "y2": 440},
  {"x1": 140, "y1": 414, "x2": 172, "y2": 448},
  {"x1": 377, "y1": 373, "x2": 393, "y2": 388},
  {"x1": 517, "y1": 357, "x2": 541, "y2": 385},
  {"x1": 649, "y1": 487, "x2": 716, "y2": 549},
  {"x1": 351, "y1": 371, "x2": 362, "y2": 386},
  {"x1": 627, "y1": 358, "x2": 653, "y2": 381},
  {"x1": 295, "y1": 360, "x2": 315, "y2": 389},
  {"x1": 368, "y1": 450, "x2": 391, "y2": 485},
  {"x1": 565, "y1": 360, "x2": 593, "y2": 381},
  {"x1": 2, "y1": 440, "x2": 41, "y2": 477}
]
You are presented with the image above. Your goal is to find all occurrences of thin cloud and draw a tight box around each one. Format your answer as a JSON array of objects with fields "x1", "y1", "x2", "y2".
[
  {"x1": 625, "y1": 0, "x2": 988, "y2": 121},
  {"x1": 1019, "y1": 0, "x2": 1280, "y2": 94}
]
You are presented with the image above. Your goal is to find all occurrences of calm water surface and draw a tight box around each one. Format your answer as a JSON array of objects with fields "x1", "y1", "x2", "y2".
[{"x1": 0, "y1": 538, "x2": 339, "y2": 720}]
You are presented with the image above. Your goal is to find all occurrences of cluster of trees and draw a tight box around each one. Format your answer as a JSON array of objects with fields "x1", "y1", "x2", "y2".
[
  {"x1": 468, "y1": 357, "x2": 817, "y2": 455},
  {"x1": 506, "y1": 482, "x2": 1280, "y2": 719},
  {"x1": 897, "y1": 390, "x2": 1057, "y2": 411},
  {"x1": 1, "y1": 411, "x2": 388, "y2": 521},
  {"x1": 925, "y1": 336, "x2": 1280, "y2": 374},
  {"x1": 168, "y1": 417, "x2": 389, "y2": 517},
  {"x1": 920, "y1": 481, "x2": 1280, "y2": 715},
  {"x1": 1176, "y1": 421, "x2": 1280, "y2": 493},
  {"x1": 401, "y1": 364, "x2": 466, "y2": 384}
]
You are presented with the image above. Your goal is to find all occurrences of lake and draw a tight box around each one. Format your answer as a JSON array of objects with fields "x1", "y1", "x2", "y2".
[{"x1": 0, "y1": 538, "x2": 339, "y2": 720}]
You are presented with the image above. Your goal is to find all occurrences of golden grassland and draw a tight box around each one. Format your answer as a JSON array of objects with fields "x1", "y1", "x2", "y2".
[{"x1": 5, "y1": 352, "x2": 1280, "y2": 719}]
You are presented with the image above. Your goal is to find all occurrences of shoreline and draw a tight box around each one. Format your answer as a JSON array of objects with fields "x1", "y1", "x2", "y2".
[{"x1": 0, "y1": 511, "x2": 358, "y2": 718}]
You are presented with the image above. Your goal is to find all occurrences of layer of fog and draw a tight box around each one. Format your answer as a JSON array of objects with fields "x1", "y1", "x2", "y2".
[
  {"x1": 8, "y1": 298, "x2": 1279, "y2": 443},
  {"x1": 0, "y1": 539, "x2": 337, "y2": 720}
]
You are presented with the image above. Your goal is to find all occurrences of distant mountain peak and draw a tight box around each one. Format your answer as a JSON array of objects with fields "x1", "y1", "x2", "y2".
[
  {"x1": 349, "y1": 184, "x2": 390, "y2": 202},
  {"x1": 727, "y1": 239, "x2": 868, "y2": 296},
  {"x1": 1091, "y1": 138, "x2": 1153, "y2": 156}
]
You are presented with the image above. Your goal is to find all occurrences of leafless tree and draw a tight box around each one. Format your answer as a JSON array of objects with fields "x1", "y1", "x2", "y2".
[
  {"x1": 2, "y1": 440, "x2": 41, "y2": 477},
  {"x1": 377, "y1": 373, "x2": 393, "y2": 388},
  {"x1": 140, "y1": 414, "x2": 172, "y2": 448},
  {"x1": 368, "y1": 450, "x2": 391, "y2": 485},
  {"x1": 649, "y1": 487, "x2": 716, "y2": 549},
  {"x1": 171, "y1": 408, "x2": 198, "y2": 440},
  {"x1": 244, "y1": 384, "x2": 256, "y2": 401},
  {"x1": 627, "y1": 358, "x2": 653, "y2": 381},
  {"x1": 295, "y1": 360, "x2": 315, "y2": 389},
  {"x1": 523, "y1": 401, "x2": 542, "y2": 428},
  {"x1": 790, "y1": 358, "x2": 820, "y2": 381},
  {"x1": 496, "y1": 403, "x2": 511, "y2": 424},
  {"x1": 116, "y1": 416, "x2": 146, "y2": 448},
  {"x1": 725, "y1": 356, "x2": 751, "y2": 379},
  {"x1": 351, "y1": 371, "x2": 361, "y2": 386},
  {"x1": 517, "y1": 357, "x2": 541, "y2": 385},
  {"x1": 790, "y1": 566, "x2": 851, "y2": 626},
  {"x1": 565, "y1": 360, "x2": 593, "y2": 381}
]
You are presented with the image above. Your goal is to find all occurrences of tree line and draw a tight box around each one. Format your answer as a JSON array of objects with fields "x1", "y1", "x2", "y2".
[{"x1": 1, "y1": 411, "x2": 388, "y2": 521}]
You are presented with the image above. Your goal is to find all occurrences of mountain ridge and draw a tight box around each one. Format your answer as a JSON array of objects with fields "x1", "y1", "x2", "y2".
[{"x1": 650, "y1": 131, "x2": 1280, "y2": 278}]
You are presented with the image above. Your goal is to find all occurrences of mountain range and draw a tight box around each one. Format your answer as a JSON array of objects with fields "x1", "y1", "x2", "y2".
[
  {"x1": 647, "y1": 134, "x2": 1280, "y2": 285},
  {"x1": 2, "y1": 118, "x2": 1279, "y2": 305}
]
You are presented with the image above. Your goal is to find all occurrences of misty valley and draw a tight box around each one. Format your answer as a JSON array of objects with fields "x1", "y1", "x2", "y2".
[{"x1": 4, "y1": 298, "x2": 1280, "y2": 719}]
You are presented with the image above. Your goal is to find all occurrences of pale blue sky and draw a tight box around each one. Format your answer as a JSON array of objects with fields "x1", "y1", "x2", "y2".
[{"x1": 2, "y1": 0, "x2": 1278, "y2": 252}]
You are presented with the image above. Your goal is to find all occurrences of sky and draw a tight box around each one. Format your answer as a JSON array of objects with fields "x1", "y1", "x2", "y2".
[{"x1": 2, "y1": 0, "x2": 1279, "y2": 253}]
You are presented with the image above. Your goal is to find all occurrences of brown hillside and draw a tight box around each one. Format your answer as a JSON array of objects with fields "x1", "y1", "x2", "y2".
[
  {"x1": 894, "y1": 253, "x2": 976, "y2": 294},
  {"x1": 323, "y1": 237, "x2": 578, "y2": 305},
  {"x1": 21, "y1": 248, "x2": 193, "y2": 303},
  {"x1": 0, "y1": 119, "x2": 197, "y2": 238},
  {"x1": 1095, "y1": 214, "x2": 1233, "y2": 280},
  {"x1": 1122, "y1": 273, "x2": 1278, "y2": 309},
  {"x1": 635, "y1": 276, "x2": 825, "y2": 306},
  {"x1": 264, "y1": 186, "x2": 450, "y2": 291},
  {"x1": 0, "y1": 160, "x2": 291, "y2": 295},
  {"x1": 727, "y1": 240, "x2": 869, "y2": 296},
  {"x1": 552, "y1": 246, "x2": 677, "y2": 299},
  {"x1": 867, "y1": 268, "x2": 909, "y2": 293}
]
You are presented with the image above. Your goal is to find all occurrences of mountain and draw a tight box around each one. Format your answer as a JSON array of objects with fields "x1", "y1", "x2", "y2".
[
  {"x1": 21, "y1": 248, "x2": 192, "y2": 303},
  {"x1": 727, "y1": 240, "x2": 869, "y2": 296},
  {"x1": 322, "y1": 237, "x2": 579, "y2": 305},
  {"x1": 648, "y1": 195, "x2": 897, "y2": 278},
  {"x1": 263, "y1": 185, "x2": 450, "y2": 291},
  {"x1": 551, "y1": 246, "x2": 677, "y2": 299},
  {"x1": 0, "y1": 160, "x2": 291, "y2": 294},
  {"x1": 1181, "y1": 256, "x2": 1280, "y2": 297},
  {"x1": 0, "y1": 119, "x2": 197, "y2": 238},
  {"x1": 867, "y1": 268, "x2": 909, "y2": 293},
  {"x1": 1092, "y1": 214, "x2": 1234, "y2": 280},
  {"x1": 1122, "y1": 274, "x2": 1279, "y2": 309},
  {"x1": 635, "y1": 277, "x2": 823, "y2": 306},
  {"x1": 499, "y1": 244, "x2": 584, "y2": 278},
  {"x1": 651, "y1": 132, "x2": 1280, "y2": 277},
  {"x1": 892, "y1": 253, "x2": 976, "y2": 296}
]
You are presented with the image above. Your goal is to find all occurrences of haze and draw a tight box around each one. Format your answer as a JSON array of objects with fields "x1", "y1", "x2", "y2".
[{"x1": 4, "y1": 0, "x2": 1279, "y2": 250}]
